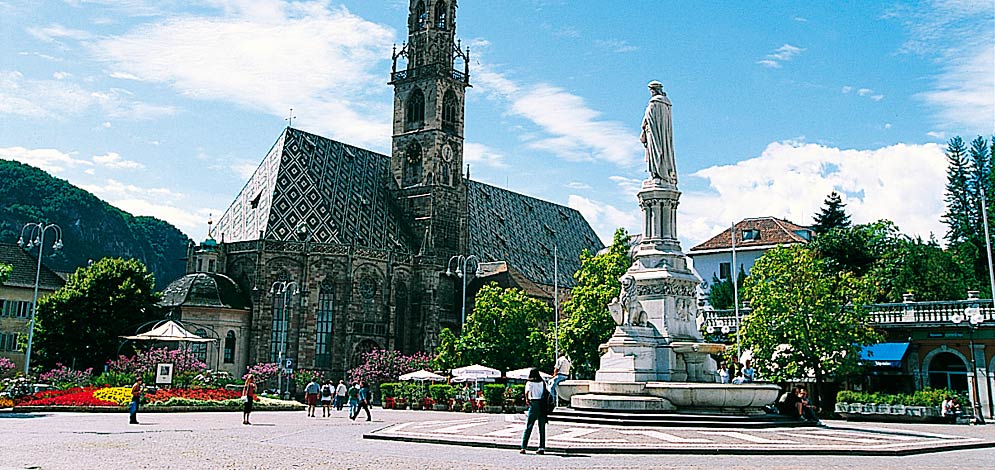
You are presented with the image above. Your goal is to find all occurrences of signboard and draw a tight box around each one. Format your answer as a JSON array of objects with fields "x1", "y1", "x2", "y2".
[
  {"x1": 156, "y1": 363, "x2": 174, "y2": 385},
  {"x1": 284, "y1": 358, "x2": 294, "y2": 373}
]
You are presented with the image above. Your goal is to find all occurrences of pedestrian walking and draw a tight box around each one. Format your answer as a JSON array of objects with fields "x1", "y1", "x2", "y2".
[
  {"x1": 320, "y1": 380, "x2": 333, "y2": 417},
  {"x1": 519, "y1": 369, "x2": 549, "y2": 454},
  {"x1": 351, "y1": 381, "x2": 372, "y2": 421},
  {"x1": 347, "y1": 381, "x2": 360, "y2": 417},
  {"x1": 129, "y1": 376, "x2": 143, "y2": 425},
  {"x1": 335, "y1": 379, "x2": 348, "y2": 411},
  {"x1": 305, "y1": 377, "x2": 321, "y2": 417},
  {"x1": 242, "y1": 374, "x2": 257, "y2": 425}
]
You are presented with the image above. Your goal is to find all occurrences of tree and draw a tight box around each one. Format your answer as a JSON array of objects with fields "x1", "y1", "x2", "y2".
[
  {"x1": 809, "y1": 220, "x2": 900, "y2": 277},
  {"x1": 557, "y1": 228, "x2": 631, "y2": 378},
  {"x1": 434, "y1": 327, "x2": 460, "y2": 370},
  {"x1": 33, "y1": 258, "x2": 160, "y2": 371},
  {"x1": 864, "y1": 235, "x2": 972, "y2": 302},
  {"x1": 707, "y1": 265, "x2": 747, "y2": 310},
  {"x1": 0, "y1": 263, "x2": 10, "y2": 284},
  {"x1": 347, "y1": 348, "x2": 433, "y2": 387},
  {"x1": 811, "y1": 191, "x2": 851, "y2": 234},
  {"x1": 458, "y1": 283, "x2": 552, "y2": 372},
  {"x1": 943, "y1": 137, "x2": 972, "y2": 246},
  {"x1": 741, "y1": 245, "x2": 880, "y2": 408}
]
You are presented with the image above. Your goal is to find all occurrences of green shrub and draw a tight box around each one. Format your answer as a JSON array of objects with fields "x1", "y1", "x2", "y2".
[
  {"x1": 483, "y1": 384, "x2": 506, "y2": 406},
  {"x1": 380, "y1": 383, "x2": 399, "y2": 399},
  {"x1": 429, "y1": 384, "x2": 453, "y2": 402},
  {"x1": 835, "y1": 388, "x2": 967, "y2": 407},
  {"x1": 505, "y1": 384, "x2": 525, "y2": 405},
  {"x1": 91, "y1": 371, "x2": 134, "y2": 387}
]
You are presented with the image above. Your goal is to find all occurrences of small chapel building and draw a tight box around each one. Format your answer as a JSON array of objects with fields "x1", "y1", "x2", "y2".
[{"x1": 161, "y1": 1, "x2": 602, "y2": 380}]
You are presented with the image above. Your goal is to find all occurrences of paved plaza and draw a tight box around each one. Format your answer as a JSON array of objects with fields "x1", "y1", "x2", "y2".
[{"x1": 1, "y1": 409, "x2": 994, "y2": 469}]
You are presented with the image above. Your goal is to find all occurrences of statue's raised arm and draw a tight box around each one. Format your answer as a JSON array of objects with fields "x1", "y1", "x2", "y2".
[{"x1": 640, "y1": 81, "x2": 676, "y2": 185}]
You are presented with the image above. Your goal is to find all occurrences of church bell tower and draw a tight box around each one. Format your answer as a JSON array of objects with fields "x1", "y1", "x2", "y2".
[{"x1": 389, "y1": 0, "x2": 471, "y2": 257}]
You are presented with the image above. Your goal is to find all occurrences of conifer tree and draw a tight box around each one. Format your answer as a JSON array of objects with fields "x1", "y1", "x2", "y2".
[
  {"x1": 811, "y1": 191, "x2": 851, "y2": 234},
  {"x1": 943, "y1": 137, "x2": 972, "y2": 245}
]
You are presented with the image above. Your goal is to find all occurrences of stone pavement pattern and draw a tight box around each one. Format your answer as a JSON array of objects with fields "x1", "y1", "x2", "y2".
[{"x1": 1, "y1": 409, "x2": 994, "y2": 469}]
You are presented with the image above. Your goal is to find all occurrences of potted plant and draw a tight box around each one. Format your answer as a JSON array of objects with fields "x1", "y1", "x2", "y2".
[
  {"x1": 430, "y1": 384, "x2": 453, "y2": 411},
  {"x1": 379, "y1": 383, "x2": 399, "y2": 409},
  {"x1": 483, "y1": 384, "x2": 505, "y2": 413}
]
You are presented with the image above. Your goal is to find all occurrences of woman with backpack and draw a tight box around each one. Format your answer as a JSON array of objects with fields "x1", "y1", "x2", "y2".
[
  {"x1": 519, "y1": 368, "x2": 550, "y2": 455},
  {"x1": 320, "y1": 380, "x2": 333, "y2": 417}
]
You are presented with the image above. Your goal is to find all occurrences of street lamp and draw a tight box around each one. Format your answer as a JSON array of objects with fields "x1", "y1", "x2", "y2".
[
  {"x1": 951, "y1": 302, "x2": 986, "y2": 425},
  {"x1": 17, "y1": 223, "x2": 63, "y2": 375},
  {"x1": 445, "y1": 255, "x2": 478, "y2": 326},
  {"x1": 270, "y1": 280, "x2": 298, "y2": 399}
]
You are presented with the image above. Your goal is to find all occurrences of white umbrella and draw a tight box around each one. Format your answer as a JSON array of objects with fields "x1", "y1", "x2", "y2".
[
  {"x1": 506, "y1": 367, "x2": 552, "y2": 380},
  {"x1": 452, "y1": 364, "x2": 501, "y2": 380},
  {"x1": 399, "y1": 370, "x2": 446, "y2": 382},
  {"x1": 120, "y1": 321, "x2": 215, "y2": 342}
]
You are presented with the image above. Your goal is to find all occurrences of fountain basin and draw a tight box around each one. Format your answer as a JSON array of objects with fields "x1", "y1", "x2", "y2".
[{"x1": 558, "y1": 380, "x2": 780, "y2": 415}]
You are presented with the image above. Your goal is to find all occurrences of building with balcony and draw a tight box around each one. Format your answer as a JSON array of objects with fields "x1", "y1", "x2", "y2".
[{"x1": 699, "y1": 292, "x2": 995, "y2": 419}]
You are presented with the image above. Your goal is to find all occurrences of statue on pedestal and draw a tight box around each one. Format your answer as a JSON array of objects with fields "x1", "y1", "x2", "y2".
[{"x1": 640, "y1": 81, "x2": 676, "y2": 184}]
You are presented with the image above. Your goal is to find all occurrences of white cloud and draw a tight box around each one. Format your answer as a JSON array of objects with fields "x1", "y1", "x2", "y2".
[
  {"x1": 682, "y1": 140, "x2": 948, "y2": 245},
  {"x1": 857, "y1": 88, "x2": 873, "y2": 96},
  {"x1": 842, "y1": 85, "x2": 884, "y2": 102},
  {"x1": 0, "y1": 70, "x2": 176, "y2": 119},
  {"x1": 567, "y1": 194, "x2": 640, "y2": 244},
  {"x1": 463, "y1": 142, "x2": 507, "y2": 169},
  {"x1": 88, "y1": 1, "x2": 395, "y2": 147},
  {"x1": 920, "y1": 44, "x2": 995, "y2": 133},
  {"x1": 0, "y1": 146, "x2": 93, "y2": 174},
  {"x1": 595, "y1": 39, "x2": 638, "y2": 53},
  {"x1": 892, "y1": 0, "x2": 995, "y2": 132},
  {"x1": 80, "y1": 178, "x2": 181, "y2": 200},
  {"x1": 92, "y1": 151, "x2": 143, "y2": 169},
  {"x1": 758, "y1": 44, "x2": 804, "y2": 68},
  {"x1": 26, "y1": 23, "x2": 93, "y2": 43},
  {"x1": 608, "y1": 175, "x2": 642, "y2": 195},
  {"x1": 109, "y1": 198, "x2": 217, "y2": 239},
  {"x1": 565, "y1": 181, "x2": 591, "y2": 190},
  {"x1": 475, "y1": 66, "x2": 641, "y2": 167},
  {"x1": 841, "y1": 86, "x2": 853, "y2": 94},
  {"x1": 927, "y1": 131, "x2": 947, "y2": 139}
]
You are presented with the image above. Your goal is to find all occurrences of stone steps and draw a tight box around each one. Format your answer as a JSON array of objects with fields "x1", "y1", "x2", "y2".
[{"x1": 549, "y1": 408, "x2": 817, "y2": 428}]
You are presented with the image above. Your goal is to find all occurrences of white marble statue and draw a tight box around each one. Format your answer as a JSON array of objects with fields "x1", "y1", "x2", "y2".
[{"x1": 640, "y1": 81, "x2": 676, "y2": 184}]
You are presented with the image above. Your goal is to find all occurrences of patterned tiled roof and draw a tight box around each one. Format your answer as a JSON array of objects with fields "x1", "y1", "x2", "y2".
[
  {"x1": 467, "y1": 181, "x2": 603, "y2": 287},
  {"x1": 215, "y1": 128, "x2": 414, "y2": 251},
  {"x1": 0, "y1": 243, "x2": 65, "y2": 290},
  {"x1": 689, "y1": 217, "x2": 812, "y2": 252},
  {"x1": 159, "y1": 272, "x2": 249, "y2": 310}
]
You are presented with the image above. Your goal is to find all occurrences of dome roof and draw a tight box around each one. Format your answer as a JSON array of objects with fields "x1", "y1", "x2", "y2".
[{"x1": 159, "y1": 272, "x2": 249, "y2": 310}]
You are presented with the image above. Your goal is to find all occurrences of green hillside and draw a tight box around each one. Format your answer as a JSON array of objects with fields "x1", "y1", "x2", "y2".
[{"x1": 0, "y1": 159, "x2": 190, "y2": 289}]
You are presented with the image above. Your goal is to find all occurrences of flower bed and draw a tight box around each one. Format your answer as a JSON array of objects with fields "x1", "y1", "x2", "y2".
[{"x1": 12, "y1": 386, "x2": 303, "y2": 412}]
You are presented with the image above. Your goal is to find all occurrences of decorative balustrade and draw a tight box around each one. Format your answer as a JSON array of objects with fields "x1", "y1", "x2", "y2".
[
  {"x1": 699, "y1": 298, "x2": 995, "y2": 331},
  {"x1": 390, "y1": 64, "x2": 469, "y2": 84}
]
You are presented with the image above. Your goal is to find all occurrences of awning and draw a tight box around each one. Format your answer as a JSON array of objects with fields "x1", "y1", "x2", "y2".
[{"x1": 859, "y1": 342, "x2": 909, "y2": 368}]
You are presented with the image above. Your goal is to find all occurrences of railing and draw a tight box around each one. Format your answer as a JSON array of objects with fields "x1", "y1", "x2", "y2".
[
  {"x1": 390, "y1": 64, "x2": 469, "y2": 84},
  {"x1": 699, "y1": 298, "x2": 995, "y2": 331}
]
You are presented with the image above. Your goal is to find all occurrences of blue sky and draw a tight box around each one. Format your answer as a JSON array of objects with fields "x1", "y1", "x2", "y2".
[{"x1": 1, "y1": 0, "x2": 993, "y2": 248}]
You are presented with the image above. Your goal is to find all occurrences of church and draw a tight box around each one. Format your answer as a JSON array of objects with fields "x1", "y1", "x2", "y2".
[{"x1": 158, "y1": 1, "x2": 602, "y2": 379}]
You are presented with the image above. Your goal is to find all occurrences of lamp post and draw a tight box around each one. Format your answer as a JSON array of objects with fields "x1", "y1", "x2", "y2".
[
  {"x1": 445, "y1": 255, "x2": 478, "y2": 326},
  {"x1": 270, "y1": 281, "x2": 298, "y2": 400},
  {"x1": 951, "y1": 303, "x2": 986, "y2": 425},
  {"x1": 17, "y1": 223, "x2": 63, "y2": 375}
]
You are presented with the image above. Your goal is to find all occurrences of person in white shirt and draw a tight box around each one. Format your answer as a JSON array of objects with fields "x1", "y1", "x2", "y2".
[
  {"x1": 551, "y1": 354, "x2": 571, "y2": 406},
  {"x1": 519, "y1": 369, "x2": 548, "y2": 455},
  {"x1": 334, "y1": 379, "x2": 348, "y2": 411}
]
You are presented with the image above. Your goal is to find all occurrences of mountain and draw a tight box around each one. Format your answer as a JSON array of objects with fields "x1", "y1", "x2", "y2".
[{"x1": 0, "y1": 159, "x2": 191, "y2": 290}]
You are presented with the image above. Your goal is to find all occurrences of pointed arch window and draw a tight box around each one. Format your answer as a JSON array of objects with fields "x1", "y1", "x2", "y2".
[
  {"x1": 442, "y1": 89, "x2": 459, "y2": 133},
  {"x1": 223, "y1": 331, "x2": 236, "y2": 364},
  {"x1": 403, "y1": 141, "x2": 423, "y2": 186},
  {"x1": 414, "y1": 1, "x2": 427, "y2": 30},
  {"x1": 434, "y1": 1, "x2": 448, "y2": 29},
  {"x1": 406, "y1": 88, "x2": 425, "y2": 129},
  {"x1": 315, "y1": 281, "x2": 334, "y2": 369}
]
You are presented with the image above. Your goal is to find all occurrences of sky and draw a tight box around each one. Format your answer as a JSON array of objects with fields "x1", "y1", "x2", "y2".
[{"x1": 1, "y1": 0, "x2": 993, "y2": 250}]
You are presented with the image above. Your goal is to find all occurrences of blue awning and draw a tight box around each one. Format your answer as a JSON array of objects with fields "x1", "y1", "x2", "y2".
[{"x1": 859, "y1": 342, "x2": 910, "y2": 368}]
